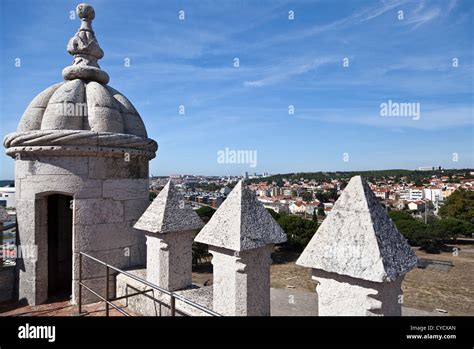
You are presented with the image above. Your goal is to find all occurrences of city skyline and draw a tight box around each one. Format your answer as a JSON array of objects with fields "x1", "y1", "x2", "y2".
[{"x1": 1, "y1": 0, "x2": 473, "y2": 178}]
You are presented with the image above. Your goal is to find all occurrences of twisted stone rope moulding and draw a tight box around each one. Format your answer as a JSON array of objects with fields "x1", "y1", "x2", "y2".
[{"x1": 3, "y1": 130, "x2": 158, "y2": 159}]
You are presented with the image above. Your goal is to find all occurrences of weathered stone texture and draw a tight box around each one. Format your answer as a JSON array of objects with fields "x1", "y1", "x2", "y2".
[
  {"x1": 103, "y1": 179, "x2": 149, "y2": 201},
  {"x1": 312, "y1": 269, "x2": 403, "y2": 316},
  {"x1": 124, "y1": 198, "x2": 149, "y2": 222},
  {"x1": 195, "y1": 180, "x2": 286, "y2": 251},
  {"x1": 134, "y1": 181, "x2": 204, "y2": 234},
  {"x1": 19, "y1": 175, "x2": 102, "y2": 200},
  {"x1": 211, "y1": 245, "x2": 273, "y2": 316},
  {"x1": 134, "y1": 181, "x2": 203, "y2": 293},
  {"x1": 22, "y1": 157, "x2": 89, "y2": 176},
  {"x1": 74, "y1": 198, "x2": 124, "y2": 225},
  {"x1": 297, "y1": 176, "x2": 417, "y2": 283},
  {"x1": 3, "y1": 3, "x2": 155, "y2": 308},
  {"x1": 115, "y1": 268, "x2": 214, "y2": 316},
  {"x1": 193, "y1": 181, "x2": 284, "y2": 316},
  {"x1": 296, "y1": 176, "x2": 416, "y2": 316},
  {"x1": 0, "y1": 267, "x2": 15, "y2": 302},
  {"x1": 72, "y1": 245, "x2": 144, "y2": 280},
  {"x1": 88, "y1": 157, "x2": 148, "y2": 179},
  {"x1": 145, "y1": 231, "x2": 196, "y2": 291},
  {"x1": 74, "y1": 222, "x2": 142, "y2": 252}
]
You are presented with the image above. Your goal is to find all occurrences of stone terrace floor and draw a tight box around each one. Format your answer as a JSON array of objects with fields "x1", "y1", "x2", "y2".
[
  {"x1": 0, "y1": 297, "x2": 133, "y2": 317},
  {"x1": 0, "y1": 288, "x2": 447, "y2": 316}
]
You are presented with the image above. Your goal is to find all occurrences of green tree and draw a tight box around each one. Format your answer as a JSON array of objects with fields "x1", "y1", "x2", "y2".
[
  {"x1": 439, "y1": 189, "x2": 474, "y2": 223},
  {"x1": 192, "y1": 206, "x2": 217, "y2": 266},
  {"x1": 317, "y1": 207, "x2": 325, "y2": 217},
  {"x1": 192, "y1": 243, "x2": 209, "y2": 266},
  {"x1": 195, "y1": 206, "x2": 216, "y2": 223},
  {"x1": 429, "y1": 218, "x2": 474, "y2": 240},
  {"x1": 277, "y1": 215, "x2": 317, "y2": 251},
  {"x1": 301, "y1": 192, "x2": 313, "y2": 202},
  {"x1": 388, "y1": 210, "x2": 474, "y2": 253},
  {"x1": 312, "y1": 209, "x2": 318, "y2": 223},
  {"x1": 149, "y1": 191, "x2": 157, "y2": 201},
  {"x1": 389, "y1": 211, "x2": 427, "y2": 246}
]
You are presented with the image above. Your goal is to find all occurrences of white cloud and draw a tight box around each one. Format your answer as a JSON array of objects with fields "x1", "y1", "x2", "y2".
[
  {"x1": 294, "y1": 105, "x2": 474, "y2": 130},
  {"x1": 244, "y1": 56, "x2": 335, "y2": 87}
]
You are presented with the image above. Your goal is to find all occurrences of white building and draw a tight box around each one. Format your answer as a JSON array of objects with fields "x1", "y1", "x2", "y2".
[
  {"x1": 289, "y1": 201, "x2": 306, "y2": 214},
  {"x1": 407, "y1": 201, "x2": 425, "y2": 212},
  {"x1": 373, "y1": 189, "x2": 389, "y2": 200},
  {"x1": 220, "y1": 187, "x2": 231, "y2": 196},
  {"x1": 0, "y1": 185, "x2": 15, "y2": 208},
  {"x1": 263, "y1": 202, "x2": 289, "y2": 214},
  {"x1": 424, "y1": 188, "x2": 443, "y2": 202},
  {"x1": 399, "y1": 188, "x2": 424, "y2": 201}
]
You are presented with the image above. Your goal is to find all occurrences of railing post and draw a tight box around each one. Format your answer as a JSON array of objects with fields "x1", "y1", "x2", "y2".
[
  {"x1": 105, "y1": 265, "x2": 110, "y2": 316},
  {"x1": 170, "y1": 294, "x2": 176, "y2": 316},
  {"x1": 78, "y1": 252, "x2": 82, "y2": 314}
]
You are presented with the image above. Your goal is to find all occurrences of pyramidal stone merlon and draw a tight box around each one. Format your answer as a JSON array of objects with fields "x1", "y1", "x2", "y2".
[
  {"x1": 133, "y1": 181, "x2": 204, "y2": 291},
  {"x1": 134, "y1": 181, "x2": 204, "y2": 234},
  {"x1": 195, "y1": 180, "x2": 286, "y2": 316},
  {"x1": 194, "y1": 180, "x2": 287, "y2": 251},
  {"x1": 297, "y1": 175, "x2": 417, "y2": 283}
]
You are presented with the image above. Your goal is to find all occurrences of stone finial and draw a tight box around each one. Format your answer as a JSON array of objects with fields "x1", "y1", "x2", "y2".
[
  {"x1": 194, "y1": 180, "x2": 287, "y2": 250},
  {"x1": 62, "y1": 3, "x2": 110, "y2": 84},
  {"x1": 297, "y1": 176, "x2": 417, "y2": 282},
  {"x1": 134, "y1": 181, "x2": 204, "y2": 234}
]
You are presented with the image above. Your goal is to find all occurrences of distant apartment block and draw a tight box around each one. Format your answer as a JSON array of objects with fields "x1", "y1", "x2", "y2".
[
  {"x1": 270, "y1": 187, "x2": 281, "y2": 197},
  {"x1": 399, "y1": 188, "x2": 424, "y2": 201},
  {"x1": 423, "y1": 188, "x2": 443, "y2": 202},
  {"x1": 0, "y1": 185, "x2": 15, "y2": 208}
]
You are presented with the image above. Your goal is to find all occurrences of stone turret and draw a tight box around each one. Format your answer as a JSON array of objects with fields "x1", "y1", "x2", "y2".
[
  {"x1": 3, "y1": 3, "x2": 157, "y2": 305},
  {"x1": 194, "y1": 181, "x2": 287, "y2": 316},
  {"x1": 0, "y1": 206, "x2": 8, "y2": 267},
  {"x1": 296, "y1": 176, "x2": 417, "y2": 316},
  {"x1": 134, "y1": 181, "x2": 204, "y2": 291}
]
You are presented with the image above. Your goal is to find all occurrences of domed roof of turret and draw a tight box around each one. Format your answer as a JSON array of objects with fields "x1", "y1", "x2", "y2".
[
  {"x1": 4, "y1": 3, "x2": 157, "y2": 159},
  {"x1": 18, "y1": 80, "x2": 148, "y2": 138},
  {"x1": 17, "y1": 3, "x2": 146, "y2": 138}
]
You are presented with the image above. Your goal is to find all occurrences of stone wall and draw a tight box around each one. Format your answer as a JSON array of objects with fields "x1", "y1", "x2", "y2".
[
  {"x1": 14, "y1": 155, "x2": 149, "y2": 305},
  {"x1": 115, "y1": 268, "x2": 213, "y2": 316},
  {"x1": 0, "y1": 266, "x2": 15, "y2": 302},
  {"x1": 312, "y1": 269, "x2": 403, "y2": 316}
]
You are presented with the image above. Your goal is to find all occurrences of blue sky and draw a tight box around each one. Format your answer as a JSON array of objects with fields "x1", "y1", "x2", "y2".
[{"x1": 0, "y1": 0, "x2": 473, "y2": 178}]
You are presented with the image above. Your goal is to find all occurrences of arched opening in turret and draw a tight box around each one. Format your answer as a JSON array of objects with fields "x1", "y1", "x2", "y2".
[{"x1": 47, "y1": 194, "x2": 73, "y2": 299}]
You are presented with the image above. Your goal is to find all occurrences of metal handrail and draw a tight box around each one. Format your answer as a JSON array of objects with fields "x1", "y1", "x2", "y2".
[{"x1": 78, "y1": 251, "x2": 221, "y2": 317}]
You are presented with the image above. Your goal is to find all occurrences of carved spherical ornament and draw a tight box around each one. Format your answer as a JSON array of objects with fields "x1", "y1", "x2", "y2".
[{"x1": 77, "y1": 3, "x2": 95, "y2": 21}]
